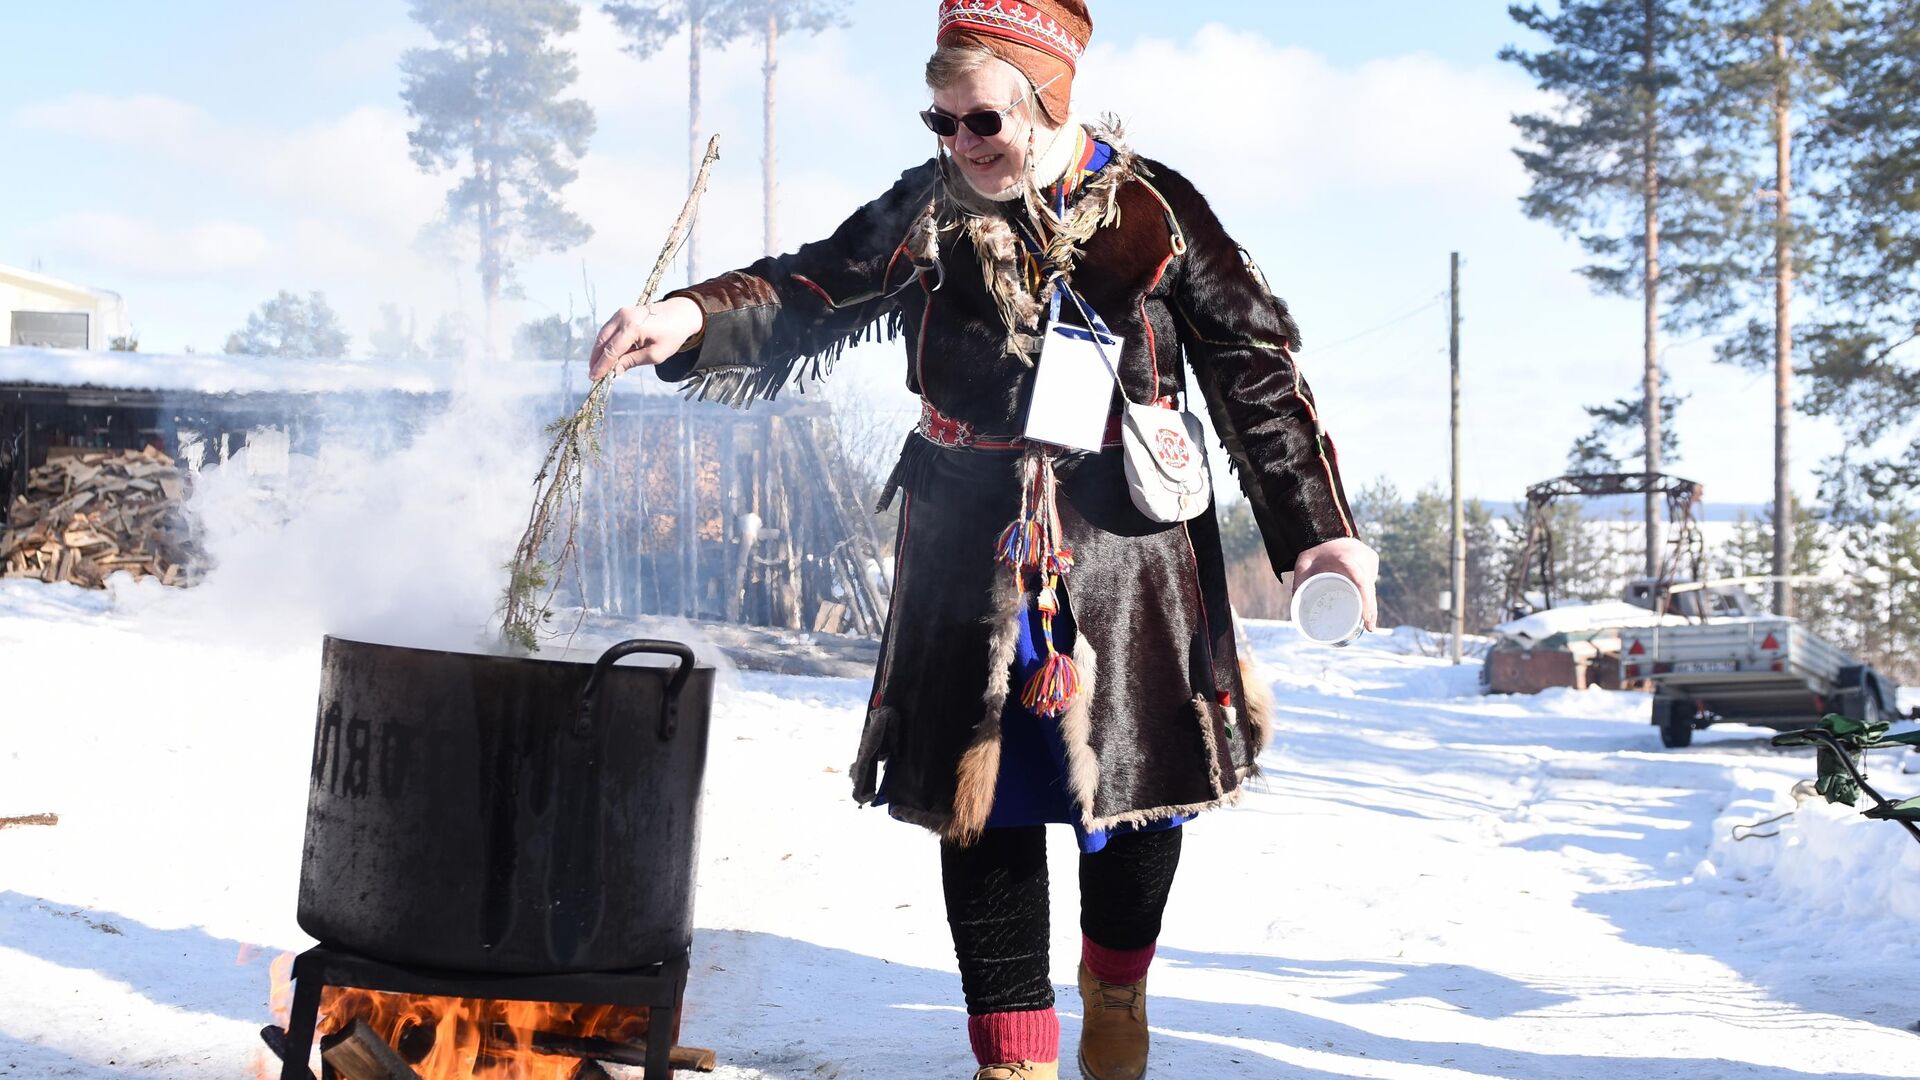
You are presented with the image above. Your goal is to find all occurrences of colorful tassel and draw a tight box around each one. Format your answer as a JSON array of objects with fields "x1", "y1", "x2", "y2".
[
  {"x1": 995, "y1": 448, "x2": 1071, "y2": 573},
  {"x1": 1000, "y1": 447, "x2": 1083, "y2": 717},
  {"x1": 996, "y1": 518, "x2": 1042, "y2": 569},
  {"x1": 1043, "y1": 548, "x2": 1074, "y2": 578},
  {"x1": 1021, "y1": 638, "x2": 1082, "y2": 717}
]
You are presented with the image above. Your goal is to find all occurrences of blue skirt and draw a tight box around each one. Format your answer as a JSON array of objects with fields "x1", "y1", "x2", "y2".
[{"x1": 879, "y1": 592, "x2": 1188, "y2": 854}]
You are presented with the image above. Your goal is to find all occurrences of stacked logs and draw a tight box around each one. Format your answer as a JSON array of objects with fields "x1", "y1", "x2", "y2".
[{"x1": 2, "y1": 448, "x2": 199, "y2": 587}]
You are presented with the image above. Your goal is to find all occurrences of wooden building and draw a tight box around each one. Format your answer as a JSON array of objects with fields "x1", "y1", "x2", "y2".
[{"x1": 0, "y1": 346, "x2": 890, "y2": 636}]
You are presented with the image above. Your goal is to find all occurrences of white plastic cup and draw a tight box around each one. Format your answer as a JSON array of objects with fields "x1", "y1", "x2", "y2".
[{"x1": 1291, "y1": 571, "x2": 1365, "y2": 647}]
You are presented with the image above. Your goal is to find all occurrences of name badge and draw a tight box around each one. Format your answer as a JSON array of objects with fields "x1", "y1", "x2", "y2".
[{"x1": 1023, "y1": 323, "x2": 1124, "y2": 453}]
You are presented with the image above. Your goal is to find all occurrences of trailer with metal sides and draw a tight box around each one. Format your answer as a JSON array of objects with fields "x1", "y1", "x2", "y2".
[{"x1": 1619, "y1": 613, "x2": 1903, "y2": 748}]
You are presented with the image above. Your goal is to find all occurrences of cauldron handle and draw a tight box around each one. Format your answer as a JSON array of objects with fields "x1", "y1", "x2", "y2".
[{"x1": 578, "y1": 639, "x2": 696, "y2": 741}]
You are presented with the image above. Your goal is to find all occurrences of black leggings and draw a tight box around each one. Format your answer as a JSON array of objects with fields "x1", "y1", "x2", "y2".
[{"x1": 940, "y1": 825, "x2": 1183, "y2": 1015}]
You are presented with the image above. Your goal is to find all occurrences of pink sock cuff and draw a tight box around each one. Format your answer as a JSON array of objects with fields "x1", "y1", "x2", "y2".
[
  {"x1": 1082, "y1": 935, "x2": 1156, "y2": 985},
  {"x1": 967, "y1": 1008, "x2": 1060, "y2": 1066}
]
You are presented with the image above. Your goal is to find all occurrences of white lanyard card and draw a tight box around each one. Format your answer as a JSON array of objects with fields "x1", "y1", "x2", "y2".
[{"x1": 1024, "y1": 322, "x2": 1123, "y2": 453}]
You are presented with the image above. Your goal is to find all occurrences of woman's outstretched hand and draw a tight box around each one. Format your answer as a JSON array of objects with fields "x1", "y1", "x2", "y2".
[
  {"x1": 1293, "y1": 537, "x2": 1381, "y2": 632},
  {"x1": 588, "y1": 297, "x2": 705, "y2": 381}
]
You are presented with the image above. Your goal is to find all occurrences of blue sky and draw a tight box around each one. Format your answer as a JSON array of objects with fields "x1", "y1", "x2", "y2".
[{"x1": 0, "y1": 2, "x2": 1838, "y2": 508}]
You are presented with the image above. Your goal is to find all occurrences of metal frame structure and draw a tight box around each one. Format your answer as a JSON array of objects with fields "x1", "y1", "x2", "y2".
[
  {"x1": 277, "y1": 944, "x2": 690, "y2": 1080},
  {"x1": 1501, "y1": 471, "x2": 1706, "y2": 619}
]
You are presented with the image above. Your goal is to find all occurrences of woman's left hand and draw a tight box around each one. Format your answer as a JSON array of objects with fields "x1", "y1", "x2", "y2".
[{"x1": 1293, "y1": 537, "x2": 1380, "y2": 632}]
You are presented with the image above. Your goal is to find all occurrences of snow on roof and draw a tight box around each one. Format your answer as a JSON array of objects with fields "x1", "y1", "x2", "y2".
[
  {"x1": 0, "y1": 345, "x2": 676, "y2": 398},
  {"x1": 1493, "y1": 600, "x2": 1698, "y2": 645},
  {"x1": 0, "y1": 262, "x2": 123, "y2": 304}
]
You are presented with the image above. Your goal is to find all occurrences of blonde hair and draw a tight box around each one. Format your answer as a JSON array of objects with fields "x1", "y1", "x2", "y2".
[{"x1": 925, "y1": 42, "x2": 1004, "y2": 93}]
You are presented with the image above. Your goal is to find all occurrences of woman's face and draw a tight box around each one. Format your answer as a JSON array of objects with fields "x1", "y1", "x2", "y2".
[{"x1": 930, "y1": 58, "x2": 1052, "y2": 199}]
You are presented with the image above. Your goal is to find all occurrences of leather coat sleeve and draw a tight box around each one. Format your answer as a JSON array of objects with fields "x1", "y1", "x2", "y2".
[
  {"x1": 654, "y1": 159, "x2": 941, "y2": 407},
  {"x1": 1154, "y1": 164, "x2": 1358, "y2": 578}
]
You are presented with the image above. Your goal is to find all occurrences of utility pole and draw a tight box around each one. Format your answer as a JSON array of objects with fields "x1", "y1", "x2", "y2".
[
  {"x1": 1450, "y1": 252, "x2": 1465, "y2": 665},
  {"x1": 1771, "y1": 29, "x2": 1794, "y2": 618}
]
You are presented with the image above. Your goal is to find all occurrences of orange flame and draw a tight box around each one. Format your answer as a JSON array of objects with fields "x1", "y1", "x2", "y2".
[
  {"x1": 248, "y1": 949, "x2": 301, "y2": 1080},
  {"x1": 254, "y1": 951, "x2": 664, "y2": 1080},
  {"x1": 315, "y1": 990, "x2": 655, "y2": 1079}
]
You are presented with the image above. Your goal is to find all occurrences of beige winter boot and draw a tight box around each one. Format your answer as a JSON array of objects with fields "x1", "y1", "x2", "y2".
[
  {"x1": 1076, "y1": 961, "x2": 1149, "y2": 1080},
  {"x1": 972, "y1": 1062, "x2": 1060, "y2": 1080}
]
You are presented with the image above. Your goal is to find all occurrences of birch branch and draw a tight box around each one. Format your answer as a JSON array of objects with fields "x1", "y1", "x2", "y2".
[{"x1": 499, "y1": 135, "x2": 722, "y2": 653}]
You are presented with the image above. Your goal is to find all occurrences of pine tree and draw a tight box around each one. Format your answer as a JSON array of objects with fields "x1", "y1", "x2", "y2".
[
  {"x1": 1689, "y1": 0, "x2": 1844, "y2": 617},
  {"x1": 401, "y1": 0, "x2": 596, "y2": 353},
  {"x1": 1798, "y1": 1, "x2": 1920, "y2": 498},
  {"x1": 224, "y1": 291, "x2": 351, "y2": 359},
  {"x1": 1498, "y1": 496, "x2": 1630, "y2": 614},
  {"x1": 1462, "y1": 499, "x2": 1512, "y2": 632},
  {"x1": 1716, "y1": 501, "x2": 1831, "y2": 617},
  {"x1": 1808, "y1": 458, "x2": 1920, "y2": 682},
  {"x1": 1352, "y1": 481, "x2": 1513, "y2": 632},
  {"x1": 1567, "y1": 371, "x2": 1687, "y2": 472},
  {"x1": 1354, "y1": 480, "x2": 1450, "y2": 630},
  {"x1": 429, "y1": 312, "x2": 475, "y2": 361},
  {"x1": 753, "y1": 0, "x2": 850, "y2": 256},
  {"x1": 1501, "y1": 1, "x2": 1745, "y2": 575},
  {"x1": 517, "y1": 311, "x2": 596, "y2": 363},
  {"x1": 603, "y1": 0, "x2": 757, "y2": 280},
  {"x1": 369, "y1": 304, "x2": 428, "y2": 361}
]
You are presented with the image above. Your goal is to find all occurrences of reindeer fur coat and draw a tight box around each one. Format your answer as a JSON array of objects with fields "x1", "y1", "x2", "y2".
[{"x1": 656, "y1": 129, "x2": 1357, "y2": 845}]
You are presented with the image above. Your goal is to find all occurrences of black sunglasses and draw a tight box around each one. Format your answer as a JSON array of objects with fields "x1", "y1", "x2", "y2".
[{"x1": 919, "y1": 101, "x2": 1019, "y2": 139}]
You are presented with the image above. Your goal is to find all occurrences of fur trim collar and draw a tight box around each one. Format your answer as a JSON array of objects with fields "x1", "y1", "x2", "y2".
[{"x1": 915, "y1": 114, "x2": 1140, "y2": 358}]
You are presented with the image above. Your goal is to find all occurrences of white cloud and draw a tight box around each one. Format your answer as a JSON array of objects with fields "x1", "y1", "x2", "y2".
[
  {"x1": 14, "y1": 93, "x2": 213, "y2": 148},
  {"x1": 247, "y1": 106, "x2": 445, "y2": 238},
  {"x1": 1077, "y1": 24, "x2": 1541, "y2": 210},
  {"x1": 312, "y1": 24, "x2": 428, "y2": 85},
  {"x1": 17, "y1": 93, "x2": 444, "y2": 241},
  {"x1": 11, "y1": 91, "x2": 468, "y2": 351},
  {"x1": 21, "y1": 213, "x2": 271, "y2": 277}
]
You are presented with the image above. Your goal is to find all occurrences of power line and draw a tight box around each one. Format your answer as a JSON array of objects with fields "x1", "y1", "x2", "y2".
[{"x1": 1310, "y1": 293, "x2": 1449, "y2": 356}]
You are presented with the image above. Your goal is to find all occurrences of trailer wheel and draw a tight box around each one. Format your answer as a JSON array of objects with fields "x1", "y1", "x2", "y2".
[{"x1": 1657, "y1": 699, "x2": 1694, "y2": 748}]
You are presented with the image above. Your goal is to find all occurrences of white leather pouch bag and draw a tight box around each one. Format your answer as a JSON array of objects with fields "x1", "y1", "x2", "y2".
[
  {"x1": 1120, "y1": 399, "x2": 1212, "y2": 523},
  {"x1": 1054, "y1": 282, "x2": 1214, "y2": 524}
]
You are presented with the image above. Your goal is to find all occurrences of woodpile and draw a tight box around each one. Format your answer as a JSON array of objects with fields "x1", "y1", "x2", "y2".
[{"x1": 3, "y1": 448, "x2": 199, "y2": 588}]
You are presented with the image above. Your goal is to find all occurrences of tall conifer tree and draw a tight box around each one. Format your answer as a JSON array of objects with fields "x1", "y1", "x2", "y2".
[
  {"x1": 753, "y1": 0, "x2": 850, "y2": 256},
  {"x1": 1691, "y1": 0, "x2": 1842, "y2": 616},
  {"x1": 604, "y1": 0, "x2": 756, "y2": 280},
  {"x1": 1501, "y1": 1, "x2": 1741, "y2": 577},
  {"x1": 1799, "y1": 1, "x2": 1920, "y2": 497},
  {"x1": 401, "y1": 0, "x2": 596, "y2": 356}
]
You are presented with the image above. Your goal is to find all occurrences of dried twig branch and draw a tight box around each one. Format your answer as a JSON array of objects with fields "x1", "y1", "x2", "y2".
[{"x1": 499, "y1": 135, "x2": 722, "y2": 652}]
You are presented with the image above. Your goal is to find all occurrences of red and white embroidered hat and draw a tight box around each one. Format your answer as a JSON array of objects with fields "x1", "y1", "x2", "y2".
[{"x1": 936, "y1": 0, "x2": 1092, "y2": 125}]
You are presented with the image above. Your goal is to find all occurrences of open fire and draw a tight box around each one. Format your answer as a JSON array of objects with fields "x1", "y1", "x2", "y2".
[
  {"x1": 268, "y1": 638, "x2": 716, "y2": 1079},
  {"x1": 258, "y1": 951, "x2": 706, "y2": 1080}
]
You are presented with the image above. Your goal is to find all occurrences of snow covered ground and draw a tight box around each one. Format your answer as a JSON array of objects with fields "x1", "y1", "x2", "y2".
[{"x1": 3, "y1": 578, "x2": 1918, "y2": 1079}]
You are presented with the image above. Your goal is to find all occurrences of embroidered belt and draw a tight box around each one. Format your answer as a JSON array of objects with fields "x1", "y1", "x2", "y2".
[{"x1": 915, "y1": 398, "x2": 1177, "y2": 451}]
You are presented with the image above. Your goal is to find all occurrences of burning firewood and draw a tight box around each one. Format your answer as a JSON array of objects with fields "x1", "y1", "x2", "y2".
[
  {"x1": 499, "y1": 135, "x2": 722, "y2": 653},
  {"x1": 320, "y1": 1018, "x2": 424, "y2": 1080},
  {"x1": 1, "y1": 447, "x2": 199, "y2": 588},
  {"x1": 485, "y1": 1024, "x2": 719, "y2": 1072}
]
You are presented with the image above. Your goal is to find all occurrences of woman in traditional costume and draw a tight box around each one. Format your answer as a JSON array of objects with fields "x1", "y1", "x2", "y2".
[{"x1": 590, "y1": 2, "x2": 1379, "y2": 1076}]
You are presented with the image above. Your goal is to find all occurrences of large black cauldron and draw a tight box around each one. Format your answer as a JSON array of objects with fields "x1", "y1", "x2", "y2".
[{"x1": 297, "y1": 636, "x2": 714, "y2": 974}]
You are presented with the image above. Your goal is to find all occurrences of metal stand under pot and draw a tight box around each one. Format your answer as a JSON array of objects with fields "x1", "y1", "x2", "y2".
[
  {"x1": 277, "y1": 944, "x2": 690, "y2": 1078},
  {"x1": 277, "y1": 637, "x2": 716, "y2": 1080}
]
